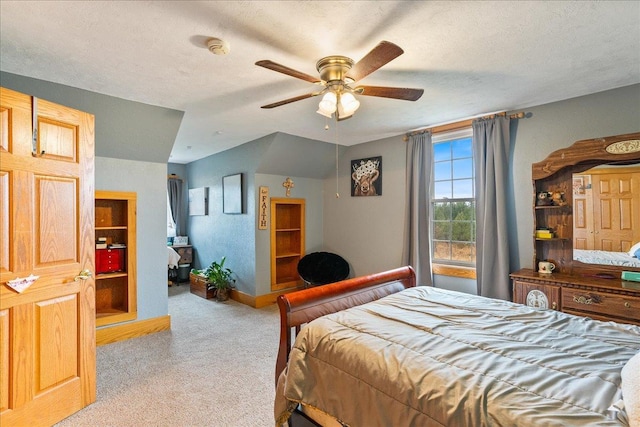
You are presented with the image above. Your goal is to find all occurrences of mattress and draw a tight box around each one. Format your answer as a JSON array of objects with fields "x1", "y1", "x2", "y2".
[
  {"x1": 574, "y1": 249, "x2": 640, "y2": 268},
  {"x1": 275, "y1": 286, "x2": 640, "y2": 426}
]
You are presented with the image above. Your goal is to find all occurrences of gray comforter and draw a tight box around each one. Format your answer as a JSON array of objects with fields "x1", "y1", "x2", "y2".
[{"x1": 275, "y1": 286, "x2": 640, "y2": 426}]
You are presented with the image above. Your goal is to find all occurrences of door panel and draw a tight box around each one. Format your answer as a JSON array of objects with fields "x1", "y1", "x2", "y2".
[
  {"x1": 0, "y1": 171, "x2": 8, "y2": 272},
  {"x1": 36, "y1": 295, "x2": 78, "y2": 392},
  {"x1": 592, "y1": 172, "x2": 639, "y2": 252},
  {"x1": 36, "y1": 176, "x2": 77, "y2": 265},
  {"x1": 38, "y1": 118, "x2": 77, "y2": 161},
  {"x1": 0, "y1": 87, "x2": 95, "y2": 426},
  {"x1": 0, "y1": 309, "x2": 9, "y2": 412}
]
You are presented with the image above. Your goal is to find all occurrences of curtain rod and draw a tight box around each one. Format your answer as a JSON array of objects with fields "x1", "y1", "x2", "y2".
[
  {"x1": 168, "y1": 174, "x2": 182, "y2": 181},
  {"x1": 403, "y1": 111, "x2": 528, "y2": 141}
]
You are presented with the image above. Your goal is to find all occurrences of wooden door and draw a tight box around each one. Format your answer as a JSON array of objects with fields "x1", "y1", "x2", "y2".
[
  {"x1": 0, "y1": 88, "x2": 96, "y2": 426},
  {"x1": 572, "y1": 174, "x2": 593, "y2": 249},
  {"x1": 592, "y1": 170, "x2": 640, "y2": 252}
]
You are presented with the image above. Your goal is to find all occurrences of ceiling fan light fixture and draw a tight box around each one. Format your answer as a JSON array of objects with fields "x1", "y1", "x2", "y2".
[
  {"x1": 339, "y1": 92, "x2": 360, "y2": 115},
  {"x1": 317, "y1": 92, "x2": 337, "y2": 117},
  {"x1": 337, "y1": 102, "x2": 354, "y2": 120},
  {"x1": 316, "y1": 108, "x2": 333, "y2": 118}
]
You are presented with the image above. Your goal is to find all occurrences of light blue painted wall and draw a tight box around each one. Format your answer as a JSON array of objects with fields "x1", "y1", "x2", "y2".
[
  {"x1": 185, "y1": 138, "x2": 271, "y2": 296},
  {"x1": 323, "y1": 135, "x2": 407, "y2": 278},
  {"x1": 95, "y1": 157, "x2": 168, "y2": 322}
]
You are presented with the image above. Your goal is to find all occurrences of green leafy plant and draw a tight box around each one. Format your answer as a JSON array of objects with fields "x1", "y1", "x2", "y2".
[{"x1": 204, "y1": 256, "x2": 235, "y2": 291}]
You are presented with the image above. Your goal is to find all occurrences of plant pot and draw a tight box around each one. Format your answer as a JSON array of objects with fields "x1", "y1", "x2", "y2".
[{"x1": 216, "y1": 287, "x2": 230, "y2": 302}]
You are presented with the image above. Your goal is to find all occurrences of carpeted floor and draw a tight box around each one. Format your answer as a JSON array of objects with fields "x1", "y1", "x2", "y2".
[{"x1": 55, "y1": 284, "x2": 279, "y2": 426}]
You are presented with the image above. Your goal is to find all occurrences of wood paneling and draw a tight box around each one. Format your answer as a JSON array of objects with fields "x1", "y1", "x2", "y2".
[
  {"x1": 0, "y1": 310, "x2": 9, "y2": 412},
  {"x1": 35, "y1": 176, "x2": 77, "y2": 265},
  {"x1": 0, "y1": 172, "x2": 8, "y2": 272},
  {"x1": 36, "y1": 295, "x2": 78, "y2": 393}
]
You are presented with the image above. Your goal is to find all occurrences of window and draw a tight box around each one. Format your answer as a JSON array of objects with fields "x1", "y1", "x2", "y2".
[{"x1": 431, "y1": 128, "x2": 475, "y2": 268}]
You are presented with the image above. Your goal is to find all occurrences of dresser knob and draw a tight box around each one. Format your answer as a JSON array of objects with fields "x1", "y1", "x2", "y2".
[{"x1": 625, "y1": 302, "x2": 631, "y2": 308}]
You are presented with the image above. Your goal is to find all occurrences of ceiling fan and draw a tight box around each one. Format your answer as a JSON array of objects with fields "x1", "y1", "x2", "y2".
[{"x1": 256, "y1": 41, "x2": 424, "y2": 120}]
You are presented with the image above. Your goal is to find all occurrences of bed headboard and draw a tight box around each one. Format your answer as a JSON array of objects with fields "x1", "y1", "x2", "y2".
[{"x1": 275, "y1": 265, "x2": 416, "y2": 385}]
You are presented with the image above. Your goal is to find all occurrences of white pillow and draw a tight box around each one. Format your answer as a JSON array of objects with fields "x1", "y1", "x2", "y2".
[
  {"x1": 622, "y1": 351, "x2": 640, "y2": 427},
  {"x1": 628, "y1": 242, "x2": 640, "y2": 257}
]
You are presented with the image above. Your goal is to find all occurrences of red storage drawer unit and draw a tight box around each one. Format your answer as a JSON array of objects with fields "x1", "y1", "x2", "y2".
[{"x1": 96, "y1": 248, "x2": 125, "y2": 274}]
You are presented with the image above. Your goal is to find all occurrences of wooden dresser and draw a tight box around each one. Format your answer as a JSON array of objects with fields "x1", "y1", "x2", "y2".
[
  {"x1": 512, "y1": 132, "x2": 640, "y2": 326},
  {"x1": 511, "y1": 269, "x2": 640, "y2": 325}
]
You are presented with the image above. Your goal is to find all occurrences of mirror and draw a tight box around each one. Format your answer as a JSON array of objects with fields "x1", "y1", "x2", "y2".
[
  {"x1": 533, "y1": 132, "x2": 640, "y2": 274},
  {"x1": 572, "y1": 164, "x2": 640, "y2": 268}
]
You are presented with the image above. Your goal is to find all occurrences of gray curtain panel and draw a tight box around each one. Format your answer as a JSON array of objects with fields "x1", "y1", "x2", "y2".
[
  {"x1": 167, "y1": 177, "x2": 183, "y2": 236},
  {"x1": 402, "y1": 132, "x2": 433, "y2": 286},
  {"x1": 473, "y1": 117, "x2": 511, "y2": 299}
]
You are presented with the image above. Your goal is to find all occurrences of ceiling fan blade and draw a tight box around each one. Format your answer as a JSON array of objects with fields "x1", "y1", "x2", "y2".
[
  {"x1": 355, "y1": 85, "x2": 424, "y2": 101},
  {"x1": 256, "y1": 60, "x2": 321, "y2": 84},
  {"x1": 260, "y1": 92, "x2": 319, "y2": 109},
  {"x1": 346, "y1": 41, "x2": 404, "y2": 82}
]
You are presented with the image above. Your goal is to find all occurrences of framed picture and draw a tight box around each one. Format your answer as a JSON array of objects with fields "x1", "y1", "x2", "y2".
[
  {"x1": 188, "y1": 187, "x2": 208, "y2": 215},
  {"x1": 223, "y1": 173, "x2": 243, "y2": 214},
  {"x1": 351, "y1": 156, "x2": 382, "y2": 196}
]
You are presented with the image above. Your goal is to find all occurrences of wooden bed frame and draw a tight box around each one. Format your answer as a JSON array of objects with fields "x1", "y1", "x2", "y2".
[{"x1": 275, "y1": 265, "x2": 416, "y2": 385}]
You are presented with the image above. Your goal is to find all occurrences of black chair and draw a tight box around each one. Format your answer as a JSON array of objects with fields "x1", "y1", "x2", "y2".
[{"x1": 297, "y1": 252, "x2": 349, "y2": 287}]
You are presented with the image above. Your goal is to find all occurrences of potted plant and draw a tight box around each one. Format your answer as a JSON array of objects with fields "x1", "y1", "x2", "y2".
[{"x1": 204, "y1": 256, "x2": 235, "y2": 301}]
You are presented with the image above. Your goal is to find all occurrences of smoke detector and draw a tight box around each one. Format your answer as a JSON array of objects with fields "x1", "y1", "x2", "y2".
[{"x1": 207, "y1": 38, "x2": 230, "y2": 55}]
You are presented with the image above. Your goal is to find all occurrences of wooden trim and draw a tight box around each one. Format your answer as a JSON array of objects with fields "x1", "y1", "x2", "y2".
[
  {"x1": 230, "y1": 287, "x2": 306, "y2": 308},
  {"x1": 532, "y1": 132, "x2": 640, "y2": 180},
  {"x1": 432, "y1": 264, "x2": 476, "y2": 280},
  {"x1": 404, "y1": 111, "x2": 526, "y2": 140},
  {"x1": 96, "y1": 315, "x2": 170, "y2": 346},
  {"x1": 254, "y1": 287, "x2": 305, "y2": 308},
  {"x1": 95, "y1": 190, "x2": 137, "y2": 200}
]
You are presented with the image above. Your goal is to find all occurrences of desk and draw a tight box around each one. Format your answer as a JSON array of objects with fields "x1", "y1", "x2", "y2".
[{"x1": 171, "y1": 245, "x2": 193, "y2": 264}]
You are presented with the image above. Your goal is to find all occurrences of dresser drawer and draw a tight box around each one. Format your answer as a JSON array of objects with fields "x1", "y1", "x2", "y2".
[
  {"x1": 562, "y1": 288, "x2": 640, "y2": 322},
  {"x1": 175, "y1": 246, "x2": 192, "y2": 264},
  {"x1": 513, "y1": 280, "x2": 560, "y2": 310}
]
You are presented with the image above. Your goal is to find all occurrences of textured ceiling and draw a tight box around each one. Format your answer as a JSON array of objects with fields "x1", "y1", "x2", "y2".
[{"x1": 1, "y1": 1, "x2": 639, "y2": 164}]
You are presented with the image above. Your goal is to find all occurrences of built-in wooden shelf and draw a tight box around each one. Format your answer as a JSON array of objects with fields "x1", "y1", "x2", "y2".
[
  {"x1": 270, "y1": 198, "x2": 305, "y2": 292},
  {"x1": 95, "y1": 190, "x2": 137, "y2": 327}
]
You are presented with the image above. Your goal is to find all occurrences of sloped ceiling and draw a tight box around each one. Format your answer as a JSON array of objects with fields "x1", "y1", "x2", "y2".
[
  {"x1": 256, "y1": 133, "x2": 344, "y2": 179},
  {"x1": 1, "y1": 72, "x2": 184, "y2": 163}
]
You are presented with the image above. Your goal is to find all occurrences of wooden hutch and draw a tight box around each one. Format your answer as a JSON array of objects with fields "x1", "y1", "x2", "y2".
[{"x1": 510, "y1": 132, "x2": 640, "y2": 325}]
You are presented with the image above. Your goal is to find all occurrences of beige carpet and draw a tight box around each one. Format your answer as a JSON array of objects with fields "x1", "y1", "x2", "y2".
[{"x1": 56, "y1": 284, "x2": 279, "y2": 426}]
